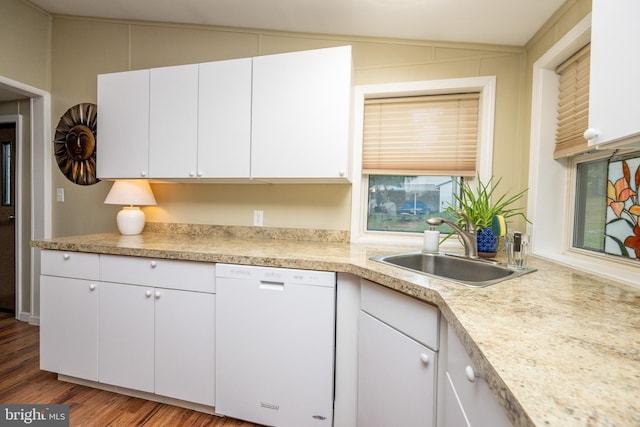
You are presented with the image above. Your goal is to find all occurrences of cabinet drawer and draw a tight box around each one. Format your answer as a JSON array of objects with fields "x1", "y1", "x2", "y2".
[
  {"x1": 360, "y1": 279, "x2": 439, "y2": 350},
  {"x1": 100, "y1": 255, "x2": 215, "y2": 293},
  {"x1": 446, "y1": 326, "x2": 511, "y2": 427},
  {"x1": 41, "y1": 250, "x2": 100, "y2": 280}
]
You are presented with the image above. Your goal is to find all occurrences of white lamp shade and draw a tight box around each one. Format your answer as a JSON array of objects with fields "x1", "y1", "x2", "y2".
[
  {"x1": 104, "y1": 180, "x2": 157, "y2": 206},
  {"x1": 105, "y1": 180, "x2": 157, "y2": 235}
]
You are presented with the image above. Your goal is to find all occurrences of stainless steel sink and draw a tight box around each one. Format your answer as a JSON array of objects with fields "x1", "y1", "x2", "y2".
[{"x1": 371, "y1": 252, "x2": 536, "y2": 287}]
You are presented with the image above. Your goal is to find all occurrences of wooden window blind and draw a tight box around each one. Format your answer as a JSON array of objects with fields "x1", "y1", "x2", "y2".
[
  {"x1": 362, "y1": 93, "x2": 480, "y2": 176},
  {"x1": 554, "y1": 44, "x2": 590, "y2": 159}
]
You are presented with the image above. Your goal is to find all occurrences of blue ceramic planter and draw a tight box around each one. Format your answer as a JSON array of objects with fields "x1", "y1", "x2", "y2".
[{"x1": 476, "y1": 227, "x2": 498, "y2": 255}]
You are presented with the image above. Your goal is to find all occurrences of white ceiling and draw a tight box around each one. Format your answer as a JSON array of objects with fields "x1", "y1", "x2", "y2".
[
  {"x1": 29, "y1": 0, "x2": 565, "y2": 45},
  {"x1": 3, "y1": 0, "x2": 565, "y2": 101}
]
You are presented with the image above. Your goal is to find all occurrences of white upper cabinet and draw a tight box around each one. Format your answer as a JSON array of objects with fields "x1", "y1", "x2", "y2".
[
  {"x1": 251, "y1": 46, "x2": 353, "y2": 182},
  {"x1": 149, "y1": 64, "x2": 199, "y2": 178},
  {"x1": 96, "y1": 46, "x2": 353, "y2": 182},
  {"x1": 198, "y1": 58, "x2": 252, "y2": 179},
  {"x1": 586, "y1": 0, "x2": 640, "y2": 147},
  {"x1": 97, "y1": 69, "x2": 150, "y2": 179}
]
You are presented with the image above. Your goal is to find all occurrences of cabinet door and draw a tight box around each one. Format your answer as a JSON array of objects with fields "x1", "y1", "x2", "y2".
[
  {"x1": 155, "y1": 289, "x2": 215, "y2": 406},
  {"x1": 149, "y1": 64, "x2": 199, "y2": 178},
  {"x1": 587, "y1": 0, "x2": 640, "y2": 147},
  {"x1": 446, "y1": 326, "x2": 512, "y2": 427},
  {"x1": 445, "y1": 372, "x2": 471, "y2": 427},
  {"x1": 40, "y1": 276, "x2": 98, "y2": 381},
  {"x1": 98, "y1": 282, "x2": 155, "y2": 393},
  {"x1": 198, "y1": 58, "x2": 252, "y2": 178},
  {"x1": 251, "y1": 46, "x2": 352, "y2": 181},
  {"x1": 97, "y1": 69, "x2": 150, "y2": 178},
  {"x1": 357, "y1": 311, "x2": 436, "y2": 427}
]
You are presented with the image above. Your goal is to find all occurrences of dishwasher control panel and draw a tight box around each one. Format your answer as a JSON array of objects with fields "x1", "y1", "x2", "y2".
[{"x1": 215, "y1": 263, "x2": 335, "y2": 287}]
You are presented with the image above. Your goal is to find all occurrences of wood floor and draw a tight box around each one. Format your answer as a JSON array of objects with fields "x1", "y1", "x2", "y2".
[{"x1": 0, "y1": 312, "x2": 262, "y2": 426}]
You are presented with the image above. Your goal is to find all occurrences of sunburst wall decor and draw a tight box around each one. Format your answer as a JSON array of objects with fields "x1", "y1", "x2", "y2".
[{"x1": 54, "y1": 103, "x2": 99, "y2": 186}]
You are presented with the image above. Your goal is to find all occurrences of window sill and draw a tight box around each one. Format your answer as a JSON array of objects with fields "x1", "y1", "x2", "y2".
[{"x1": 534, "y1": 247, "x2": 640, "y2": 289}]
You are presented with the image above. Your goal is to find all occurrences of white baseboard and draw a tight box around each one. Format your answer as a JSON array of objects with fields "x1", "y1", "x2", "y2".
[{"x1": 57, "y1": 374, "x2": 218, "y2": 415}]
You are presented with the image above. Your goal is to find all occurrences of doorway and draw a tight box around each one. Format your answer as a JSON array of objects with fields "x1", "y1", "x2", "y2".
[
  {"x1": 0, "y1": 123, "x2": 15, "y2": 312},
  {"x1": 0, "y1": 76, "x2": 51, "y2": 324}
]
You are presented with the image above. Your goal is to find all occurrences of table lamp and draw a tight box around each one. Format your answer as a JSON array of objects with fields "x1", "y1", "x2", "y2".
[{"x1": 104, "y1": 180, "x2": 157, "y2": 235}]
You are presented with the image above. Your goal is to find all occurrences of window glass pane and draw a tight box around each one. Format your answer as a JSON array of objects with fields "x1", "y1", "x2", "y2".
[
  {"x1": 2, "y1": 142, "x2": 10, "y2": 206},
  {"x1": 604, "y1": 155, "x2": 640, "y2": 259},
  {"x1": 367, "y1": 175, "x2": 460, "y2": 234},
  {"x1": 573, "y1": 158, "x2": 607, "y2": 251}
]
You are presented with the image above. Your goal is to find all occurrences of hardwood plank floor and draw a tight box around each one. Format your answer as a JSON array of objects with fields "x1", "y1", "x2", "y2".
[{"x1": 0, "y1": 312, "x2": 262, "y2": 426}]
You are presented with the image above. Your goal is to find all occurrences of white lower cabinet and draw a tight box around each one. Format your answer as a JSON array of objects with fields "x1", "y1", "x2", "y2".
[
  {"x1": 40, "y1": 275, "x2": 99, "y2": 381},
  {"x1": 39, "y1": 251, "x2": 216, "y2": 409},
  {"x1": 445, "y1": 325, "x2": 512, "y2": 427},
  {"x1": 98, "y1": 282, "x2": 216, "y2": 405},
  {"x1": 40, "y1": 251, "x2": 100, "y2": 381},
  {"x1": 98, "y1": 281, "x2": 155, "y2": 393},
  {"x1": 357, "y1": 280, "x2": 439, "y2": 427},
  {"x1": 99, "y1": 255, "x2": 216, "y2": 406},
  {"x1": 154, "y1": 288, "x2": 215, "y2": 405},
  {"x1": 358, "y1": 312, "x2": 436, "y2": 427}
]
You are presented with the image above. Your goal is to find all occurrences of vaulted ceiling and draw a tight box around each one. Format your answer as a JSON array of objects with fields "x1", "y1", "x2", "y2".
[
  {"x1": 29, "y1": 0, "x2": 565, "y2": 46},
  {"x1": 2, "y1": 0, "x2": 566, "y2": 101}
]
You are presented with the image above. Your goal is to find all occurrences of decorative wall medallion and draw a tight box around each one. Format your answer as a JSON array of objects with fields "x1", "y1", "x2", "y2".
[
  {"x1": 54, "y1": 103, "x2": 99, "y2": 185},
  {"x1": 605, "y1": 156, "x2": 640, "y2": 260}
]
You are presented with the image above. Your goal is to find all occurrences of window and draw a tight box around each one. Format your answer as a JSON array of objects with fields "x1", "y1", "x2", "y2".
[
  {"x1": 552, "y1": 31, "x2": 640, "y2": 263},
  {"x1": 573, "y1": 151, "x2": 640, "y2": 259},
  {"x1": 366, "y1": 175, "x2": 460, "y2": 234},
  {"x1": 350, "y1": 77, "x2": 496, "y2": 242},
  {"x1": 573, "y1": 155, "x2": 607, "y2": 251},
  {"x1": 530, "y1": 13, "x2": 639, "y2": 286},
  {"x1": 362, "y1": 93, "x2": 479, "y2": 234}
]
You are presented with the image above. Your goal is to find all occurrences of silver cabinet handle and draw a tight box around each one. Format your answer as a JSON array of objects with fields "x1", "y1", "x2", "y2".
[{"x1": 8, "y1": 214, "x2": 15, "y2": 221}]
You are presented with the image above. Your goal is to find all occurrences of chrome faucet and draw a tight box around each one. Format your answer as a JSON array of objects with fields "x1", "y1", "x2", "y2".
[{"x1": 426, "y1": 211, "x2": 478, "y2": 259}]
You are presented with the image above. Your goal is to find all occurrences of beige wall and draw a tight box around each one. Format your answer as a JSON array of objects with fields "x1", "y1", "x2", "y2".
[
  {"x1": 49, "y1": 15, "x2": 531, "y2": 236},
  {"x1": 0, "y1": 0, "x2": 49, "y2": 315},
  {"x1": 1, "y1": 1, "x2": 594, "y2": 239},
  {"x1": 523, "y1": 0, "x2": 592, "y2": 171},
  {"x1": 0, "y1": 0, "x2": 51, "y2": 91}
]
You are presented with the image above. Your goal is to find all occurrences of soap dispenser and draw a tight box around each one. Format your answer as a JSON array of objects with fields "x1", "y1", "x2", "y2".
[{"x1": 423, "y1": 225, "x2": 440, "y2": 253}]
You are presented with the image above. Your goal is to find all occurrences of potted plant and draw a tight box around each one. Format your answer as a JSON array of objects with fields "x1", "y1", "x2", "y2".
[{"x1": 445, "y1": 175, "x2": 529, "y2": 257}]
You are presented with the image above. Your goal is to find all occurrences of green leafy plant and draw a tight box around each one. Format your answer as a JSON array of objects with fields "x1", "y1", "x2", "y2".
[{"x1": 446, "y1": 175, "x2": 530, "y2": 229}]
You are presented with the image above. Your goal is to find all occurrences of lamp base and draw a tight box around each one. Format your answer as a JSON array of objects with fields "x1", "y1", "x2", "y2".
[{"x1": 116, "y1": 206, "x2": 146, "y2": 235}]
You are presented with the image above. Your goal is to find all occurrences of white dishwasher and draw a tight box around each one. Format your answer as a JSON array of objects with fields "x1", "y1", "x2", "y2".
[{"x1": 215, "y1": 264, "x2": 336, "y2": 427}]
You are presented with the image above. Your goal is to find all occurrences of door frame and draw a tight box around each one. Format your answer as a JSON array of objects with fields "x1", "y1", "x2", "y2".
[
  {"x1": 0, "y1": 75, "x2": 51, "y2": 324},
  {"x1": 0, "y1": 115, "x2": 22, "y2": 315}
]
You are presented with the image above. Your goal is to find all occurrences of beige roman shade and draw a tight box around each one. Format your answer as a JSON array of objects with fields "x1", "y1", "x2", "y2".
[
  {"x1": 554, "y1": 44, "x2": 590, "y2": 159},
  {"x1": 362, "y1": 93, "x2": 480, "y2": 176}
]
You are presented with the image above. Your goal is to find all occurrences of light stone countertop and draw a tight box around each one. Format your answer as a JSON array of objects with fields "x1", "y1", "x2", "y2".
[{"x1": 32, "y1": 227, "x2": 640, "y2": 427}]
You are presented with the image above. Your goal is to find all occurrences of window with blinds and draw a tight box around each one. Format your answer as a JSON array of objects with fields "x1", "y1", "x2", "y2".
[
  {"x1": 554, "y1": 44, "x2": 590, "y2": 159},
  {"x1": 362, "y1": 93, "x2": 480, "y2": 176}
]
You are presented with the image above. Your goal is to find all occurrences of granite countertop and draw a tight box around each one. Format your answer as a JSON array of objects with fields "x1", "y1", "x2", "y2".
[{"x1": 32, "y1": 226, "x2": 640, "y2": 427}]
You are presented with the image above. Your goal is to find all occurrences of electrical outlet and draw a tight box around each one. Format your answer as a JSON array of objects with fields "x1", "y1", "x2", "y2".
[
  {"x1": 56, "y1": 188, "x2": 64, "y2": 202},
  {"x1": 253, "y1": 210, "x2": 264, "y2": 227}
]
